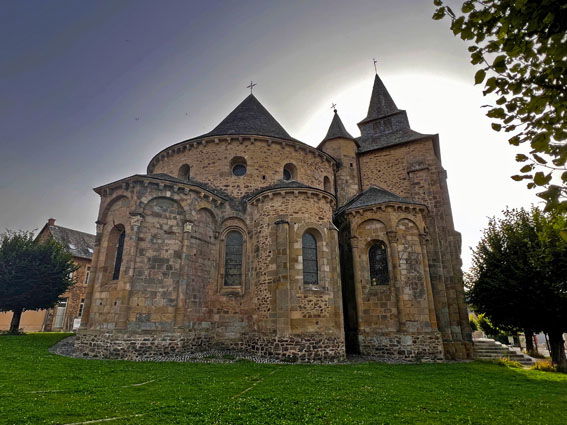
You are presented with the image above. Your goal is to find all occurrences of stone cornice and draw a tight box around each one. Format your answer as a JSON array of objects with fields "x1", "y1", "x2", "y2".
[
  {"x1": 247, "y1": 186, "x2": 336, "y2": 208},
  {"x1": 94, "y1": 175, "x2": 227, "y2": 206},
  {"x1": 344, "y1": 202, "x2": 427, "y2": 217}
]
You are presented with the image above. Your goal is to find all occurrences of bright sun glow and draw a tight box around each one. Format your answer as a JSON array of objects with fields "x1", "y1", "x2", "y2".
[{"x1": 298, "y1": 72, "x2": 541, "y2": 270}]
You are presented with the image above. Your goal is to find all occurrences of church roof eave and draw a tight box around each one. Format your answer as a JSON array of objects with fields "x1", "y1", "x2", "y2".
[
  {"x1": 334, "y1": 186, "x2": 426, "y2": 216},
  {"x1": 93, "y1": 173, "x2": 232, "y2": 202}
]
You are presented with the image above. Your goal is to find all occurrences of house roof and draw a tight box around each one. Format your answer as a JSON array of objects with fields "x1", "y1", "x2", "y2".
[
  {"x1": 321, "y1": 109, "x2": 354, "y2": 143},
  {"x1": 336, "y1": 186, "x2": 423, "y2": 214},
  {"x1": 200, "y1": 94, "x2": 295, "y2": 141},
  {"x1": 47, "y1": 225, "x2": 96, "y2": 259}
]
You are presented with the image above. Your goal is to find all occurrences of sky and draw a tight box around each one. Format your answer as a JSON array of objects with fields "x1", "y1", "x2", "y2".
[{"x1": 0, "y1": 0, "x2": 541, "y2": 270}]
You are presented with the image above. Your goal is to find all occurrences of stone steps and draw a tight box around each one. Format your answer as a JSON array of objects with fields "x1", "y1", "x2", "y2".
[{"x1": 473, "y1": 338, "x2": 536, "y2": 366}]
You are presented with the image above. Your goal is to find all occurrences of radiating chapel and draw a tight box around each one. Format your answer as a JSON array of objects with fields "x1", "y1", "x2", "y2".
[{"x1": 77, "y1": 73, "x2": 472, "y2": 362}]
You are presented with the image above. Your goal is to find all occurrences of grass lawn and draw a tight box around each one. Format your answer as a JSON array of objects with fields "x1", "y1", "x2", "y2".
[{"x1": 0, "y1": 334, "x2": 566, "y2": 425}]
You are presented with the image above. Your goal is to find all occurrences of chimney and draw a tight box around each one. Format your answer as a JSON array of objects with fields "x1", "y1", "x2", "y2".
[{"x1": 47, "y1": 218, "x2": 56, "y2": 226}]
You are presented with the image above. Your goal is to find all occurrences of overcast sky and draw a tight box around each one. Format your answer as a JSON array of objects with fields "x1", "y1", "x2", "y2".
[{"x1": 0, "y1": 0, "x2": 540, "y2": 270}]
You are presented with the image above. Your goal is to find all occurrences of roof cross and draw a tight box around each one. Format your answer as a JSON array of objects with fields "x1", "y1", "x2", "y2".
[
  {"x1": 247, "y1": 81, "x2": 257, "y2": 94},
  {"x1": 373, "y1": 58, "x2": 378, "y2": 74},
  {"x1": 331, "y1": 103, "x2": 337, "y2": 112}
]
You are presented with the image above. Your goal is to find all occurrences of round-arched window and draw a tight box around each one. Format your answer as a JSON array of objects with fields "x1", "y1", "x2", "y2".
[
  {"x1": 178, "y1": 164, "x2": 190, "y2": 180},
  {"x1": 230, "y1": 157, "x2": 247, "y2": 177},
  {"x1": 323, "y1": 176, "x2": 331, "y2": 192},
  {"x1": 232, "y1": 164, "x2": 246, "y2": 176},
  {"x1": 369, "y1": 240, "x2": 389, "y2": 285},
  {"x1": 283, "y1": 163, "x2": 297, "y2": 181}
]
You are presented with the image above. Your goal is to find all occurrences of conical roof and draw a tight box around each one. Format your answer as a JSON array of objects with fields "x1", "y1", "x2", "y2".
[
  {"x1": 357, "y1": 73, "x2": 431, "y2": 153},
  {"x1": 322, "y1": 109, "x2": 354, "y2": 142},
  {"x1": 204, "y1": 94, "x2": 293, "y2": 140},
  {"x1": 359, "y1": 73, "x2": 401, "y2": 123}
]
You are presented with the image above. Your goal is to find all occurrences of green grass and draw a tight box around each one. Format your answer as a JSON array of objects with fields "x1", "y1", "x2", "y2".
[{"x1": 0, "y1": 334, "x2": 566, "y2": 425}]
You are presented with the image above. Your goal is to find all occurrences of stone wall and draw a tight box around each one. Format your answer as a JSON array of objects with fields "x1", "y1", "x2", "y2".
[
  {"x1": 358, "y1": 139, "x2": 472, "y2": 360},
  {"x1": 148, "y1": 137, "x2": 336, "y2": 198},
  {"x1": 358, "y1": 331, "x2": 444, "y2": 362},
  {"x1": 319, "y1": 138, "x2": 360, "y2": 206},
  {"x1": 75, "y1": 329, "x2": 345, "y2": 362},
  {"x1": 338, "y1": 205, "x2": 441, "y2": 359}
]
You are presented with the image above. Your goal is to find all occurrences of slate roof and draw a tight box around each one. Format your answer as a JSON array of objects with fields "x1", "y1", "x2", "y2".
[
  {"x1": 359, "y1": 74, "x2": 401, "y2": 124},
  {"x1": 357, "y1": 128, "x2": 433, "y2": 153},
  {"x1": 48, "y1": 225, "x2": 96, "y2": 260},
  {"x1": 145, "y1": 173, "x2": 232, "y2": 200},
  {"x1": 357, "y1": 73, "x2": 433, "y2": 153},
  {"x1": 201, "y1": 94, "x2": 296, "y2": 141},
  {"x1": 335, "y1": 186, "x2": 422, "y2": 214},
  {"x1": 321, "y1": 110, "x2": 354, "y2": 143}
]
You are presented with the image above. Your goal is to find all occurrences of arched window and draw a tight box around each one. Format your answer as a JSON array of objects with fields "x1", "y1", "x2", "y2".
[
  {"x1": 111, "y1": 226, "x2": 126, "y2": 280},
  {"x1": 230, "y1": 157, "x2": 247, "y2": 177},
  {"x1": 302, "y1": 232, "x2": 318, "y2": 285},
  {"x1": 283, "y1": 163, "x2": 297, "y2": 181},
  {"x1": 323, "y1": 176, "x2": 331, "y2": 192},
  {"x1": 224, "y1": 231, "x2": 243, "y2": 286},
  {"x1": 369, "y1": 241, "x2": 389, "y2": 285},
  {"x1": 178, "y1": 164, "x2": 190, "y2": 180}
]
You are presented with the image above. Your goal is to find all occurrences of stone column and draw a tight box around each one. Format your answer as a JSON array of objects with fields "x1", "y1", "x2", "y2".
[
  {"x1": 419, "y1": 233, "x2": 438, "y2": 330},
  {"x1": 386, "y1": 230, "x2": 405, "y2": 332},
  {"x1": 79, "y1": 220, "x2": 105, "y2": 330},
  {"x1": 275, "y1": 219, "x2": 291, "y2": 336},
  {"x1": 174, "y1": 220, "x2": 194, "y2": 327},
  {"x1": 350, "y1": 235, "x2": 365, "y2": 336},
  {"x1": 116, "y1": 212, "x2": 144, "y2": 330}
]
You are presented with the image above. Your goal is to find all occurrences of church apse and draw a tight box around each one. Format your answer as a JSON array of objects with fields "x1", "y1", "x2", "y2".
[{"x1": 76, "y1": 73, "x2": 471, "y2": 362}]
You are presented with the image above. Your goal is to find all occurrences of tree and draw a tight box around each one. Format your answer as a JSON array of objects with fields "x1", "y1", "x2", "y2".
[
  {"x1": 467, "y1": 207, "x2": 567, "y2": 370},
  {"x1": 0, "y1": 231, "x2": 77, "y2": 334},
  {"x1": 433, "y1": 0, "x2": 567, "y2": 212}
]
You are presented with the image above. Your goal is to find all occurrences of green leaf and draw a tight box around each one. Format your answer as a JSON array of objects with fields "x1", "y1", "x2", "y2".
[
  {"x1": 491, "y1": 123, "x2": 502, "y2": 131},
  {"x1": 531, "y1": 133, "x2": 550, "y2": 152},
  {"x1": 515, "y1": 154, "x2": 528, "y2": 162},
  {"x1": 493, "y1": 55, "x2": 507, "y2": 73},
  {"x1": 533, "y1": 172, "x2": 551, "y2": 186},
  {"x1": 532, "y1": 154, "x2": 547, "y2": 165},
  {"x1": 474, "y1": 69, "x2": 486, "y2": 85},
  {"x1": 462, "y1": 1, "x2": 474, "y2": 13},
  {"x1": 520, "y1": 164, "x2": 533, "y2": 173},
  {"x1": 432, "y1": 8, "x2": 446, "y2": 20}
]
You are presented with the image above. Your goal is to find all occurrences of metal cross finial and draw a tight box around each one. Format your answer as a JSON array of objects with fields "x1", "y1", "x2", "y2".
[
  {"x1": 247, "y1": 81, "x2": 257, "y2": 94},
  {"x1": 373, "y1": 58, "x2": 378, "y2": 74},
  {"x1": 331, "y1": 103, "x2": 337, "y2": 112}
]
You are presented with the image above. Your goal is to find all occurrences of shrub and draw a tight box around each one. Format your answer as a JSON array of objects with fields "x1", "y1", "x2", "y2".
[
  {"x1": 531, "y1": 360, "x2": 557, "y2": 373},
  {"x1": 480, "y1": 357, "x2": 522, "y2": 369}
]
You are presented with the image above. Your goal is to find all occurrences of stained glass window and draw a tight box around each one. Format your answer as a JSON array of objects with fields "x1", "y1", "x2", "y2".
[
  {"x1": 302, "y1": 232, "x2": 318, "y2": 285},
  {"x1": 224, "y1": 231, "x2": 243, "y2": 286},
  {"x1": 112, "y1": 229, "x2": 125, "y2": 280},
  {"x1": 369, "y1": 241, "x2": 389, "y2": 285}
]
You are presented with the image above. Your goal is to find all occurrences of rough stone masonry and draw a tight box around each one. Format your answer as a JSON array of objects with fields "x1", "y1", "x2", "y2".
[{"x1": 76, "y1": 73, "x2": 472, "y2": 363}]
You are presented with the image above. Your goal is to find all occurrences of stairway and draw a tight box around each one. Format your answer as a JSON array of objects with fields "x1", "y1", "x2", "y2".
[{"x1": 473, "y1": 338, "x2": 536, "y2": 366}]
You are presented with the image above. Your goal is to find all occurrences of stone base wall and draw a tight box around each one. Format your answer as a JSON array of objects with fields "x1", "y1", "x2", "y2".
[
  {"x1": 358, "y1": 331, "x2": 444, "y2": 362},
  {"x1": 75, "y1": 330, "x2": 345, "y2": 362},
  {"x1": 442, "y1": 340, "x2": 474, "y2": 360}
]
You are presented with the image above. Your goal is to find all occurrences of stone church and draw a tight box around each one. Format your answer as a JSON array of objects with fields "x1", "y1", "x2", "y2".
[{"x1": 76, "y1": 73, "x2": 472, "y2": 362}]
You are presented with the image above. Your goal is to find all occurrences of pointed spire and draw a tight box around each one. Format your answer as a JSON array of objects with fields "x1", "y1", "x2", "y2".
[
  {"x1": 205, "y1": 94, "x2": 293, "y2": 140},
  {"x1": 322, "y1": 109, "x2": 354, "y2": 142},
  {"x1": 360, "y1": 73, "x2": 400, "y2": 123}
]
